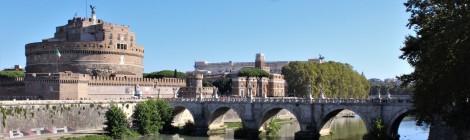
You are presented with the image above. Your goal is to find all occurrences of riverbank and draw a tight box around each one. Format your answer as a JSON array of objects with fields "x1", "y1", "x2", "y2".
[{"x1": 18, "y1": 129, "x2": 106, "y2": 140}]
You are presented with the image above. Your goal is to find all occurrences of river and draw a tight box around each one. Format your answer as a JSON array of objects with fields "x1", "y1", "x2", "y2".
[{"x1": 129, "y1": 116, "x2": 429, "y2": 140}]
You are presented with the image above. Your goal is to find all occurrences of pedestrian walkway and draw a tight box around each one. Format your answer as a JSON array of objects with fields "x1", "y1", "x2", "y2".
[{"x1": 15, "y1": 129, "x2": 106, "y2": 140}]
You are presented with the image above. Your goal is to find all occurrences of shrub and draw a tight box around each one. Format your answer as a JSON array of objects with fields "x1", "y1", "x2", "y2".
[
  {"x1": 104, "y1": 105, "x2": 129, "y2": 139},
  {"x1": 132, "y1": 99, "x2": 173, "y2": 135}
]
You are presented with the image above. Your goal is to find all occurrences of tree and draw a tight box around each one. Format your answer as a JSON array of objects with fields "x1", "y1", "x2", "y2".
[
  {"x1": 0, "y1": 71, "x2": 24, "y2": 79},
  {"x1": 400, "y1": 0, "x2": 470, "y2": 137},
  {"x1": 143, "y1": 70, "x2": 187, "y2": 79},
  {"x1": 237, "y1": 68, "x2": 270, "y2": 95},
  {"x1": 104, "y1": 105, "x2": 129, "y2": 139},
  {"x1": 132, "y1": 99, "x2": 173, "y2": 135},
  {"x1": 282, "y1": 61, "x2": 369, "y2": 98},
  {"x1": 211, "y1": 77, "x2": 233, "y2": 96}
]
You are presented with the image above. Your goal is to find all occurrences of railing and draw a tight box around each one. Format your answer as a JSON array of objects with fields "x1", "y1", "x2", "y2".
[{"x1": 165, "y1": 97, "x2": 413, "y2": 104}]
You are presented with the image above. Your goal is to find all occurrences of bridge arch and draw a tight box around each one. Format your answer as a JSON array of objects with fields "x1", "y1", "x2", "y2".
[
  {"x1": 319, "y1": 107, "x2": 369, "y2": 134},
  {"x1": 386, "y1": 108, "x2": 410, "y2": 138},
  {"x1": 170, "y1": 104, "x2": 198, "y2": 127},
  {"x1": 207, "y1": 105, "x2": 243, "y2": 130},
  {"x1": 257, "y1": 105, "x2": 301, "y2": 132}
]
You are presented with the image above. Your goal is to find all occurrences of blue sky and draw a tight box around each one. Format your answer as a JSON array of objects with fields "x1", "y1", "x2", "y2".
[{"x1": 0, "y1": 0, "x2": 413, "y2": 80}]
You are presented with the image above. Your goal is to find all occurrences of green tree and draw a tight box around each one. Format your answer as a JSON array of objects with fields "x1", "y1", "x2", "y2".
[
  {"x1": 202, "y1": 78, "x2": 213, "y2": 87},
  {"x1": 143, "y1": 70, "x2": 187, "y2": 79},
  {"x1": 237, "y1": 68, "x2": 270, "y2": 93},
  {"x1": 0, "y1": 71, "x2": 24, "y2": 79},
  {"x1": 132, "y1": 99, "x2": 173, "y2": 135},
  {"x1": 212, "y1": 77, "x2": 232, "y2": 96},
  {"x1": 104, "y1": 105, "x2": 129, "y2": 139},
  {"x1": 282, "y1": 61, "x2": 369, "y2": 98},
  {"x1": 399, "y1": 0, "x2": 470, "y2": 137},
  {"x1": 364, "y1": 118, "x2": 389, "y2": 140}
]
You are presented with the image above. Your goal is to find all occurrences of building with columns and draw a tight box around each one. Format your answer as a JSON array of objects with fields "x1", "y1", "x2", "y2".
[{"x1": 191, "y1": 53, "x2": 323, "y2": 97}]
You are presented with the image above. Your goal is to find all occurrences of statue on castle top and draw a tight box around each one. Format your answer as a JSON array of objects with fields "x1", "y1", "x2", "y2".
[{"x1": 90, "y1": 5, "x2": 96, "y2": 15}]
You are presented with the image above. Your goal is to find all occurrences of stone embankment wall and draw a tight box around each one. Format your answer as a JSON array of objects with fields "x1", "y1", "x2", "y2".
[{"x1": 0, "y1": 100, "x2": 140, "y2": 139}]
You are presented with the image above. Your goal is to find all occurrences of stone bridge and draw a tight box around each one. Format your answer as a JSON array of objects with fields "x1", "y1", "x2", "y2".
[{"x1": 165, "y1": 97, "x2": 413, "y2": 139}]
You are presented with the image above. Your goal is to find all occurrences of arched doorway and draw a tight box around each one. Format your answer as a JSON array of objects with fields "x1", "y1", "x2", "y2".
[
  {"x1": 258, "y1": 108, "x2": 300, "y2": 138},
  {"x1": 320, "y1": 109, "x2": 367, "y2": 139}
]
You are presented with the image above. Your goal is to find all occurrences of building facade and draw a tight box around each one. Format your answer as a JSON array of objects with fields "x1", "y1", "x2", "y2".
[{"x1": 191, "y1": 53, "x2": 322, "y2": 97}]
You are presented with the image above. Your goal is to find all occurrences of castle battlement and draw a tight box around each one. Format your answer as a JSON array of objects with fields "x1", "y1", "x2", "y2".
[
  {"x1": 26, "y1": 41, "x2": 144, "y2": 57},
  {"x1": 0, "y1": 77, "x2": 24, "y2": 85}
]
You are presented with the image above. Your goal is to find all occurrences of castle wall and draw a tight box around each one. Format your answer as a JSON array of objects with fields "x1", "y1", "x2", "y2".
[
  {"x1": 17, "y1": 72, "x2": 186, "y2": 100},
  {"x1": 0, "y1": 78, "x2": 26, "y2": 99},
  {"x1": 25, "y1": 41, "x2": 144, "y2": 78}
]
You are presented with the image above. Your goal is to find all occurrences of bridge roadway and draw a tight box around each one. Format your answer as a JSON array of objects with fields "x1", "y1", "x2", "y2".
[{"x1": 165, "y1": 97, "x2": 413, "y2": 139}]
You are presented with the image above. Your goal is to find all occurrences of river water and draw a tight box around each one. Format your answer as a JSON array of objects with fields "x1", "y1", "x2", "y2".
[{"x1": 130, "y1": 116, "x2": 429, "y2": 140}]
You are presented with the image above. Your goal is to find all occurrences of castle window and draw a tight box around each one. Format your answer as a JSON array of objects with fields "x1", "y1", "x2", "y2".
[
  {"x1": 117, "y1": 33, "x2": 121, "y2": 40},
  {"x1": 109, "y1": 33, "x2": 113, "y2": 39},
  {"x1": 117, "y1": 44, "x2": 127, "y2": 50}
]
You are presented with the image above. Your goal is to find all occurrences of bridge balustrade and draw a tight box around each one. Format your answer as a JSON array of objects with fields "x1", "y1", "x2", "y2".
[{"x1": 164, "y1": 97, "x2": 411, "y2": 105}]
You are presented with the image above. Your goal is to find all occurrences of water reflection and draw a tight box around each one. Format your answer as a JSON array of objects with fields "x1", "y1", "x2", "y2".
[
  {"x1": 140, "y1": 116, "x2": 428, "y2": 140},
  {"x1": 397, "y1": 117, "x2": 429, "y2": 140},
  {"x1": 320, "y1": 115, "x2": 366, "y2": 140}
]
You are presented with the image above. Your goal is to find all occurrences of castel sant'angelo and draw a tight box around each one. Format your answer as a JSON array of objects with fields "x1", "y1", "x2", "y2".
[{"x1": 0, "y1": 7, "x2": 186, "y2": 100}]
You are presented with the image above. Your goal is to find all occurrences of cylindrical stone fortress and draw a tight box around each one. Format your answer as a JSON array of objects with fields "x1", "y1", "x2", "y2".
[{"x1": 25, "y1": 17, "x2": 144, "y2": 78}]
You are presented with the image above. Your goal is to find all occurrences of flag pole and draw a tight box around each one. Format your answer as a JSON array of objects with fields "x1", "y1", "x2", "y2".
[
  {"x1": 86, "y1": 0, "x2": 88, "y2": 18},
  {"x1": 56, "y1": 47, "x2": 58, "y2": 74}
]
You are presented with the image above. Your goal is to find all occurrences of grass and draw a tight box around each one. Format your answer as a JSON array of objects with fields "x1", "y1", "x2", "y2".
[
  {"x1": 225, "y1": 122, "x2": 242, "y2": 129},
  {"x1": 271, "y1": 118, "x2": 294, "y2": 124},
  {"x1": 58, "y1": 135, "x2": 112, "y2": 140},
  {"x1": 208, "y1": 129, "x2": 226, "y2": 135}
]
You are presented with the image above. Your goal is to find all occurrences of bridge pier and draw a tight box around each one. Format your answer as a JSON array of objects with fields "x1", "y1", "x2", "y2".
[
  {"x1": 295, "y1": 131, "x2": 321, "y2": 140},
  {"x1": 233, "y1": 128, "x2": 260, "y2": 139},
  {"x1": 191, "y1": 127, "x2": 209, "y2": 136}
]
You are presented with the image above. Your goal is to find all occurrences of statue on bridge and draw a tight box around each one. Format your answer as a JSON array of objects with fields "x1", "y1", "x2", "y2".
[
  {"x1": 307, "y1": 85, "x2": 312, "y2": 99},
  {"x1": 318, "y1": 85, "x2": 325, "y2": 99},
  {"x1": 247, "y1": 84, "x2": 253, "y2": 98},
  {"x1": 173, "y1": 87, "x2": 179, "y2": 98},
  {"x1": 262, "y1": 85, "x2": 267, "y2": 98},
  {"x1": 213, "y1": 86, "x2": 219, "y2": 99},
  {"x1": 376, "y1": 85, "x2": 382, "y2": 99}
]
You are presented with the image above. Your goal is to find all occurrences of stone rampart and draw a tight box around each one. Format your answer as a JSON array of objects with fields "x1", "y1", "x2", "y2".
[
  {"x1": 1, "y1": 72, "x2": 186, "y2": 100},
  {"x1": 0, "y1": 78, "x2": 25, "y2": 98}
]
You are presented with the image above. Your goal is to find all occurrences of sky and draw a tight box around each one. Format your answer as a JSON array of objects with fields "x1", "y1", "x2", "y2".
[{"x1": 0, "y1": 0, "x2": 414, "y2": 80}]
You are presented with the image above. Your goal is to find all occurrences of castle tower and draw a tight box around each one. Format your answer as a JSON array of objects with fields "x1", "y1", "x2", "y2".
[
  {"x1": 187, "y1": 73, "x2": 203, "y2": 87},
  {"x1": 25, "y1": 6, "x2": 144, "y2": 78},
  {"x1": 255, "y1": 53, "x2": 265, "y2": 69}
]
